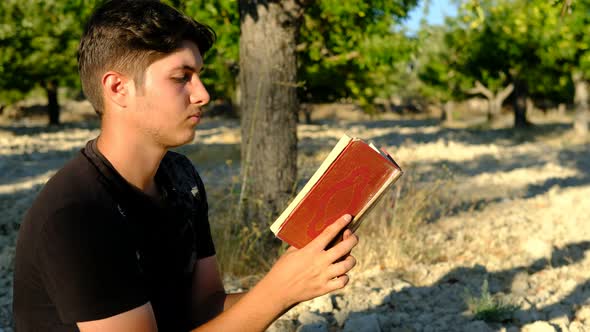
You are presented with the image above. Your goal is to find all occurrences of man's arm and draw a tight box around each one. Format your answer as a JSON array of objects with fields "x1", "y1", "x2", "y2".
[
  {"x1": 77, "y1": 303, "x2": 158, "y2": 332},
  {"x1": 77, "y1": 214, "x2": 357, "y2": 332},
  {"x1": 191, "y1": 214, "x2": 358, "y2": 331},
  {"x1": 190, "y1": 255, "x2": 246, "y2": 325}
]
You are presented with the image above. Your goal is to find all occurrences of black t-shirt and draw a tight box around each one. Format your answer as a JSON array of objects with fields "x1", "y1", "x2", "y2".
[{"x1": 13, "y1": 139, "x2": 216, "y2": 332}]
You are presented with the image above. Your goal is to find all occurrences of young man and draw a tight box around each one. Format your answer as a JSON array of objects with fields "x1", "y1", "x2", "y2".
[{"x1": 12, "y1": 1, "x2": 359, "y2": 331}]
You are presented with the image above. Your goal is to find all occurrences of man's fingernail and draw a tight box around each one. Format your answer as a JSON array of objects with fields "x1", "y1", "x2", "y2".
[{"x1": 344, "y1": 215, "x2": 352, "y2": 222}]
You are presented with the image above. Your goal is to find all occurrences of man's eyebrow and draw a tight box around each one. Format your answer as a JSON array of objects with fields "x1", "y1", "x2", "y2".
[{"x1": 171, "y1": 65, "x2": 204, "y2": 73}]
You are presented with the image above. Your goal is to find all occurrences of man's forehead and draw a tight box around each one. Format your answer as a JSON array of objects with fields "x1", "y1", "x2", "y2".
[{"x1": 155, "y1": 46, "x2": 203, "y2": 71}]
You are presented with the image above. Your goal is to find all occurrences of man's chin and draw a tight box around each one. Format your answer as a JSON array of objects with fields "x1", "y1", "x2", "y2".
[{"x1": 169, "y1": 132, "x2": 196, "y2": 148}]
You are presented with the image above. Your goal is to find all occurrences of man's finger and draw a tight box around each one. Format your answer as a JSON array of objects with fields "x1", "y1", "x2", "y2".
[
  {"x1": 343, "y1": 229, "x2": 352, "y2": 240},
  {"x1": 309, "y1": 214, "x2": 352, "y2": 250},
  {"x1": 325, "y1": 255, "x2": 356, "y2": 280},
  {"x1": 325, "y1": 233, "x2": 358, "y2": 263},
  {"x1": 325, "y1": 274, "x2": 350, "y2": 292}
]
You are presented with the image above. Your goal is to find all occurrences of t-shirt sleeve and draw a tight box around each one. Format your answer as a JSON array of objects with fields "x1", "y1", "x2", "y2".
[
  {"x1": 38, "y1": 203, "x2": 149, "y2": 323},
  {"x1": 190, "y1": 165, "x2": 216, "y2": 259}
]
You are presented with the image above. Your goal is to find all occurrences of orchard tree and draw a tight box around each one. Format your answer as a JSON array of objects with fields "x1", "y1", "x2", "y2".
[
  {"x1": 234, "y1": 0, "x2": 419, "y2": 227},
  {"x1": 457, "y1": 0, "x2": 589, "y2": 132},
  {"x1": 0, "y1": 0, "x2": 99, "y2": 125},
  {"x1": 174, "y1": 0, "x2": 241, "y2": 108},
  {"x1": 416, "y1": 24, "x2": 473, "y2": 122},
  {"x1": 297, "y1": 0, "x2": 418, "y2": 111},
  {"x1": 236, "y1": 0, "x2": 303, "y2": 226},
  {"x1": 543, "y1": 0, "x2": 590, "y2": 136}
]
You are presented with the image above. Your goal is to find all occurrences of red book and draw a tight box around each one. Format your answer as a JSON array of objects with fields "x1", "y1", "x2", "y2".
[{"x1": 270, "y1": 134, "x2": 403, "y2": 249}]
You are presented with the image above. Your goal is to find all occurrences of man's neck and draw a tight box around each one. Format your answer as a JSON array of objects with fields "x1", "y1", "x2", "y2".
[{"x1": 96, "y1": 121, "x2": 166, "y2": 194}]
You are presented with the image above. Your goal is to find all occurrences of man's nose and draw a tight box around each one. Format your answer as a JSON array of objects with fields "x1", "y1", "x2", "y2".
[{"x1": 189, "y1": 77, "x2": 210, "y2": 106}]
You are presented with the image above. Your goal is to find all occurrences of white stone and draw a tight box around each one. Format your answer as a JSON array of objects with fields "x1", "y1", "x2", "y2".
[
  {"x1": 575, "y1": 305, "x2": 590, "y2": 323},
  {"x1": 511, "y1": 271, "x2": 530, "y2": 296},
  {"x1": 522, "y1": 238, "x2": 552, "y2": 260},
  {"x1": 306, "y1": 295, "x2": 333, "y2": 313},
  {"x1": 568, "y1": 321, "x2": 588, "y2": 332},
  {"x1": 522, "y1": 321, "x2": 557, "y2": 332}
]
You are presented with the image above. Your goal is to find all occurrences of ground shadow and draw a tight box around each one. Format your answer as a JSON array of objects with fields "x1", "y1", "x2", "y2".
[
  {"x1": 0, "y1": 146, "x2": 81, "y2": 187},
  {"x1": 368, "y1": 122, "x2": 571, "y2": 148},
  {"x1": 0, "y1": 120, "x2": 99, "y2": 137},
  {"x1": 296, "y1": 240, "x2": 590, "y2": 331}
]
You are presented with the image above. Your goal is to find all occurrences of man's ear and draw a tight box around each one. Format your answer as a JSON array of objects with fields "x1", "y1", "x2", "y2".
[{"x1": 102, "y1": 71, "x2": 133, "y2": 109}]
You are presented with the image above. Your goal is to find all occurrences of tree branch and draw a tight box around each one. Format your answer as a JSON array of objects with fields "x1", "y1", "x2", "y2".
[
  {"x1": 497, "y1": 83, "x2": 514, "y2": 102},
  {"x1": 467, "y1": 80, "x2": 494, "y2": 100}
]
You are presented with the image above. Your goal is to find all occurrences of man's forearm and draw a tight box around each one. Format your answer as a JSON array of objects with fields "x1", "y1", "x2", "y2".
[
  {"x1": 224, "y1": 292, "x2": 246, "y2": 311},
  {"x1": 192, "y1": 277, "x2": 291, "y2": 332},
  {"x1": 192, "y1": 290, "x2": 246, "y2": 325}
]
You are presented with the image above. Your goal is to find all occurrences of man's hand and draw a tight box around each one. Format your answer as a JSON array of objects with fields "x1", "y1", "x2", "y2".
[
  {"x1": 259, "y1": 214, "x2": 359, "y2": 310},
  {"x1": 190, "y1": 214, "x2": 359, "y2": 331}
]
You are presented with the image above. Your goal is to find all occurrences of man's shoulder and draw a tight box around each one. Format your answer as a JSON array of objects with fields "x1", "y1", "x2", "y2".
[
  {"x1": 160, "y1": 151, "x2": 207, "y2": 203},
  {"x1": 161, "y1": 151, "x2": 194, "y2": 172},
  {"x1": 17, "y1": 151, "x2": 120, "y2": 265},
  {"x1": 161, "y1": 151, "x2": 202, "y2": 185},
  {"x1": 27, "y1": 151, "x2": 116, "y2": 223}
]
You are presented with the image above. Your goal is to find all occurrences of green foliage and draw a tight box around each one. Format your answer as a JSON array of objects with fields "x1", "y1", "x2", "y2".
[
  {"x1": 0, "y1": 0, "x2": 101, "y2": 105},
  {"x1": 464, "y1": 279, "x2": 519, "y2": 323},
  {"x1": 1, "y1": 0, "x2": 419, "y2": 112},
  {"x1": 172, "y1": 0, "x2": 240, "y2": 102},
  {"x1": 298, "y1": 1, "x2": 418, "y2": 110},
  {"x1": 416, "y1": 26, "x2": 473, "y2": 103},
  {"x1": 171, "y1": 1, "x2": 420, "y2": 110},
  {"x1": 445, "y1": 0, "x2": 590, "y2": 104}
]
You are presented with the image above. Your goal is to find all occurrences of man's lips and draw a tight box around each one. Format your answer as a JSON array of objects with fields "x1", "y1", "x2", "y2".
[{"x1": 188, "y1": 111, "x2": 202, "y2": 119}]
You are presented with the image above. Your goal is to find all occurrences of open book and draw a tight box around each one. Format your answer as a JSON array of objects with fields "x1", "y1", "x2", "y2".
[{"x1": 270, "y1": 134, "x2": 403, "y2": 249}]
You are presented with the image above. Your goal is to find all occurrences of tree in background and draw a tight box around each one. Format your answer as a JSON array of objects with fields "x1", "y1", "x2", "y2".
[
  {"x1": 176, "y1": 0, "x2": 241, "y2": 111},
  {"x1": 0, "y1": 0, "x2": 99, "y2": 125},
  {"x1": 416, "y1": 24, "x2": 472, "y2": 122},
  {"x1": 236, "y1": 0, "x2": 302, "y2": 229},
  {"x1": 543, "y1": 0, "x2": 590, "y2": 136},
  {"x1": 449, "y1": 0, "x2": 588, "y2": 130},
  {"x1": 297, "y1": 0, "x2": 418, "y2": 112}
]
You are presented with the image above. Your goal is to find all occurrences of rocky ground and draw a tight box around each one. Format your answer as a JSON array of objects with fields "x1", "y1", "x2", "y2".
[{"x1": 0, "y1": 109, "x2": 589, "y2": 331}]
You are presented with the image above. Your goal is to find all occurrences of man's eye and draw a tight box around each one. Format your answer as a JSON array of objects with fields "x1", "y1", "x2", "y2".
[{"x1": 173, "y1": 74, "x2": 191, "y2": 83}]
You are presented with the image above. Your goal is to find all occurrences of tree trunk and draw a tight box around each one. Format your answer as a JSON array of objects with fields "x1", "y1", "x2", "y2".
[
  {"x1": 238, "y1": 0, "x2": 301, "y2": 225},
  {"x1": 558, "y1": 103, "x2": 566, "y2": 116},
  {"x1": 441, "y1": 101, "x2": 453, "y2": 123},
  {"x1": 300, "y1": 103, "x2": 312, "y2": 124},
  {"x1": 573, "y1": 72, "x2": 588, "y2": 136},
  {"x1": 467, "y1": 81, "x2": 513, "y2": 123},
  {"x1": 513, "y1": 79, "x2": 530, "y2": 128},
  {"x1": 45, "y1": 79, "x2": 60, "y2": 125}
]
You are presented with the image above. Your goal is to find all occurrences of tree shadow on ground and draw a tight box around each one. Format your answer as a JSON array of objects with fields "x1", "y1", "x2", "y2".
[
  {"x1": 0, "y1": 120, "x2": 99, "y2": 137},
  {"x1": 368, "y1": 122, "x2": 571, "y2": 148},
  {"x1": 525, "y1": 145, "x2": 590, "y2": 198},
  {"x1": 397, "y1": 139, "x2": 589, "y2": 225},
  {"x1": 0, "y1": 146, "x2": 80, "y2": 187},
  {"x1": 297, "y1": 240, "x2": 590, "y2": 331}
]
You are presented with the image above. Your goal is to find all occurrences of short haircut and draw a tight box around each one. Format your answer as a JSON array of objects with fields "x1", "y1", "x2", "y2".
[{"x1": 78, "y1": 0, "x2": 215, "y2": 116}]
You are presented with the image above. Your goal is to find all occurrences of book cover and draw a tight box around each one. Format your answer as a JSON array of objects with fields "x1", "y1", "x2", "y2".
[{"x1": 270, "y1": 134, "x2": 403, "y2": 249}]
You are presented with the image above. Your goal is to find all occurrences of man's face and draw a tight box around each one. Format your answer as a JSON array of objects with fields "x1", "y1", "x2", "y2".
[{"x1": 129, "y1": 40, "x2": 209, "y2": 148}]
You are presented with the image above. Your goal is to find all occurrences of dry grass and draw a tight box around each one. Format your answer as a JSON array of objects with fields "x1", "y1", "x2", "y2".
[
  {"x1": 201, "y1": 147, "x2": 458, "y2": 280},
  {"x1": 352, "y1": 164, "x2": 456, "y2": 272}
]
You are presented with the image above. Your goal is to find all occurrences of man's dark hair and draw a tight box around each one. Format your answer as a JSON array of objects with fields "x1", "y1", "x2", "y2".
[{"x1": 78, "y1": 0, "x2": 216, "y2": 116}]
